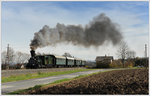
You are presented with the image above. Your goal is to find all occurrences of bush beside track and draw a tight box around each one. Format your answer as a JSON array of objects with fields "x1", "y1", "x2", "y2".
[{"x1": 19, "y1": 68, "x2": 148, "y2": 95}]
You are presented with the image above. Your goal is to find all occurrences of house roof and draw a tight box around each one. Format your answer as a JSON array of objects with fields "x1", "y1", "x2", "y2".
[{"x1": 95, "y1": 56, "x2": 113, "y2": 61}]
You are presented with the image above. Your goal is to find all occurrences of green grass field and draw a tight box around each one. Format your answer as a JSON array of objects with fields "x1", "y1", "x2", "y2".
[{"x1": 2, "y1": 69, "x2": 93, "y2": 83}]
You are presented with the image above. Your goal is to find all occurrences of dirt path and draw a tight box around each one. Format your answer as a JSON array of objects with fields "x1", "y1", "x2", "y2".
[{"x1": 23, "y1": 69, "x2": 148, "y2": 95}]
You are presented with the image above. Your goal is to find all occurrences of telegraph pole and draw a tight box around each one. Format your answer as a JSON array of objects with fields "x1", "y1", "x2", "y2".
[
  {"x1": 145, "y1": 44, "x2": 147, "y2": 57},
  {"x1": 144, "y1": 44, "x2": 148, "y2": 68},
  {"x1": 6, "y1": 44, "x2": 9, "y2": 69}
]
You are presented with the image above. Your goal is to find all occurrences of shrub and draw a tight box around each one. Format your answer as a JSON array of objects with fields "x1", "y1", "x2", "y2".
[
  {"x1": 109, "y1": 60, "x2": 123, "y2": 68},
  {"x1": 124, "y1": 59, "x2": 134, "y2": 68},
  {"x1": 96, "y1": 61, "x2": 110, "y2": 68}
]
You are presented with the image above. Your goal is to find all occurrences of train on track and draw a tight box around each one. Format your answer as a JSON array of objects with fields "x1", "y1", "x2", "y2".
[{"x1": 26, "y1": 50, "x2": 86, "y2": 69}]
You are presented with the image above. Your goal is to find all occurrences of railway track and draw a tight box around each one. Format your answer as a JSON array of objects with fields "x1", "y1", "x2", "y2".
[{"x1": 2, "y1": 67, "x2": 86, "y2": 77}]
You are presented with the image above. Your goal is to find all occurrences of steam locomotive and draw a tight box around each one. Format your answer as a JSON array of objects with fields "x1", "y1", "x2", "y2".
[{"x1": 26, "y1": 50, "x2": 86, "y2": 69}]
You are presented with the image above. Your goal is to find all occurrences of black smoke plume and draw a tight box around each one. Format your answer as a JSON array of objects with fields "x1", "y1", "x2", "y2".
[{"x1": 30, "y1": 13, "x2": 123, "y2": 50}]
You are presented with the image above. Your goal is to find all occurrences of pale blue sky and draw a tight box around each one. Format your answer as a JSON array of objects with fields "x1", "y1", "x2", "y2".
[{"x1": 1, "y1": 1, "x2": 149, "y2": 60}]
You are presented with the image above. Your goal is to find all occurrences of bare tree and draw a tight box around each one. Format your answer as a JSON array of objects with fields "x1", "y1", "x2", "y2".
[
  {"x1": 15, "y1": 51, "x2": 30, "y2": 64},
  {"x1": 117, "y1": 41, "x2": 129, "y2": 67},
  {"x1": 127, "y1": 50, "x2": 136, "y2": 59},
  {"x1": 6, "y1": 47, "x2": 15, "y2": 65},
  {"x1": 1, "y1": 47, "x2": 15, "y2": 69},
  {"x1": 62, "y1": 52, "x2": 73, "y2": 57},
  {"x1": 1, "y1": 51, "x2": 7, "y2": 64},
  {"x1": 2, "y1": 49, "x2": 30, "y2": 66}
]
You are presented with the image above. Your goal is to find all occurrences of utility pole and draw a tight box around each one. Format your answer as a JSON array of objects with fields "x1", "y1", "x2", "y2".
[
  {"x1": 144, "y1": 44, "x2": 148, "y2": 68},
  {"x1": 6, "y1": 44, "x2": 9, "y2": 70},
  {"x1": 145, "y1": 44, "x2": 147, "y2": 57}
]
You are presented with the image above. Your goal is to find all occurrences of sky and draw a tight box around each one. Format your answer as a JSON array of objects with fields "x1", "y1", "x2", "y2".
[{"x1": 1, "y1": 1, "x2": 149, "y2": 60}]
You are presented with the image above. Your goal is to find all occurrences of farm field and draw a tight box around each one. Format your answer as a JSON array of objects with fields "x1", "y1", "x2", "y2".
[{"x1": 19, "y1": 68, "x2": 148, "y2": 95}]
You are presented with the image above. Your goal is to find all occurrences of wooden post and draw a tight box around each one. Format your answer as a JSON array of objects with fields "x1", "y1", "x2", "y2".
[{"x1": 6, "y1": 44, "x2": 9, "y2": 70}]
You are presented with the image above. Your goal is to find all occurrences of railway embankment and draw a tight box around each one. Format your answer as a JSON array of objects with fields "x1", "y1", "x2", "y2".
[{"x1": 2, "y1": 67, "x2": 86, "y2": 77}]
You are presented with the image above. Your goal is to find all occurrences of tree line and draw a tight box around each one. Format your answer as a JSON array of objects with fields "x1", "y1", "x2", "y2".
[
  {"x1": 1, "y1": 47, "x2": 30, "y2": 69},
  {"x1": 96, "y1": 41, "x2": 148, "y2": 68}
]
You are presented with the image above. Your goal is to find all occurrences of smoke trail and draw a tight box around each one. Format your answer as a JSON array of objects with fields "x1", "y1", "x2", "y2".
[{"x1": 30, "y1": 13, "x2": 123, "y2": 50}]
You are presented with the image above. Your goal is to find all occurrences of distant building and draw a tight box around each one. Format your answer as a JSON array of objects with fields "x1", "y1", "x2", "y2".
[{"x1": 95, "y1": 55, "x2": 114, "y2": 64}]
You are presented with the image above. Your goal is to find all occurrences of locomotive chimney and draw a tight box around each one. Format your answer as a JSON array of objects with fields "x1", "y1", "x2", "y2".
[{"x1": 30, "y1": 46, "x2": 36, "y2": 57}]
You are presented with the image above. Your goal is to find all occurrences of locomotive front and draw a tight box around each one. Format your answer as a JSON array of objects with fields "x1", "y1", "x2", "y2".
[{"x1": 26, "y1": 46, "x2": 39, "y2": 68}]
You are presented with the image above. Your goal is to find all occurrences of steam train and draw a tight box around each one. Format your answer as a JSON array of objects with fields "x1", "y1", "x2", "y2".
[{"x1": 26, "y1": 50, "x2": 86, "y2": 69}]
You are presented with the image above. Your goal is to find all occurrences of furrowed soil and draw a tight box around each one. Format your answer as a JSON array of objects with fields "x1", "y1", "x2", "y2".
[{"x1": 21, "y1": 69, "x2": 148, "y2": 95}]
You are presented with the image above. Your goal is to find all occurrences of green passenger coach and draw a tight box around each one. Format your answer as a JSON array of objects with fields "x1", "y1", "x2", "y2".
[
  {"x1": 66, "y1": 57, "x2": 75, "y2": 67},
  {"x1": 55, "y1": 55, "x2": 66, "y2": 67},
  {"x1": 75, "y1": 58, "x2": 82, "y2": 66},
  {"x1": 27, "y1": 51, "x2": 86, "y2": 68}
]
